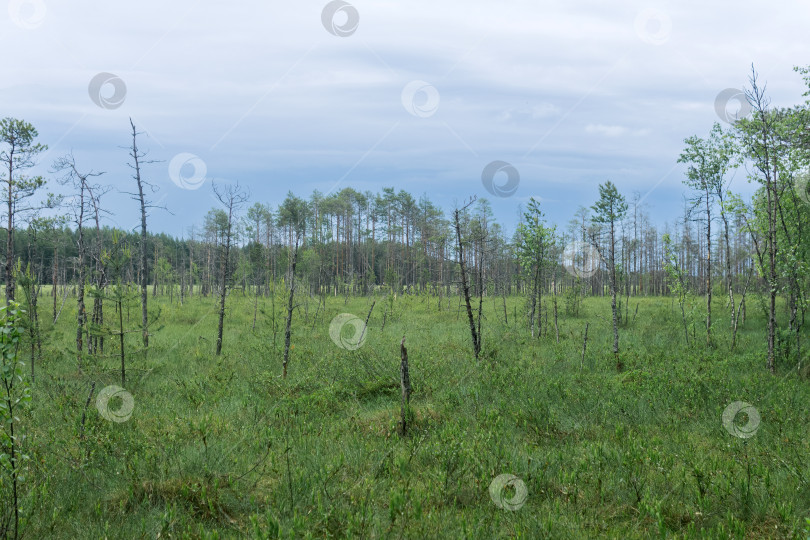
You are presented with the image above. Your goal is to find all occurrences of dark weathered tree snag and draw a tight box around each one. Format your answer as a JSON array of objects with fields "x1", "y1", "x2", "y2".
[
  {"x1": 398, "y1": 336, "x2": 411, "y2": 436},
  {"x1": 453, "y1": 198, "x2": 480, "y2": 359},
  {"x1": 213, "y1": 182, "x2": 249, "y2": 356}
]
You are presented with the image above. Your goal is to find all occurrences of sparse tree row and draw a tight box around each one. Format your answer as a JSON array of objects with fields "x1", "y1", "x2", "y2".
[
  {"x1": 1, "y1": 186, "x2": 761, "y2": 305},
  {"x1": 0, "y1": 65, "x2": 806, "y2": 378}
]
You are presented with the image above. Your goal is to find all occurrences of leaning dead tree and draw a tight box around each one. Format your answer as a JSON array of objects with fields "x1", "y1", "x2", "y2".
[
  {"x1": 453, "y1": 197, "x2": 480, "y2": 359},
  {"x1": 358, "y1": 300, "x2": 375, "y2": 344}
]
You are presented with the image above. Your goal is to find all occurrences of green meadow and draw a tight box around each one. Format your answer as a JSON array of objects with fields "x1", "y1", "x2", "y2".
[{"x1": 10, "y1": 290, "x2": 808, "y2": 539}]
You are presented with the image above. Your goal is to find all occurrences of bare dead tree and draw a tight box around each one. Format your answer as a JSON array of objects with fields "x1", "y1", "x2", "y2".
[
  {"x1": 53, "y1": 154, "x2": 104, "y2": 370},
  {"x1": 124, "y1": 119, "x2": 162, "y2": 354},
  {"x1": 282, "y1": 233, "x2": 300, "y2": 379},
  {"x1": 278, "y1": 192, "x2": 308, "y2": 378},
  {"x1": 453, "y1": 197, "x2": 480, "y2": 359},
  {"x1": 213, "y1": 182, "x2": 249, "y2": 356}
]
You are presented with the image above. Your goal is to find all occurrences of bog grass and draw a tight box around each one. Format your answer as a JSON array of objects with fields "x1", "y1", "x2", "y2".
[{"x1": 15, "y1": 290, "x2": 810, "y2": 538}]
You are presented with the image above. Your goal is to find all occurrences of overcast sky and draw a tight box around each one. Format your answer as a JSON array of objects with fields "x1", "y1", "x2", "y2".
[{"x1": 2, "y1": 0, "x2": 809, "y2": 238}]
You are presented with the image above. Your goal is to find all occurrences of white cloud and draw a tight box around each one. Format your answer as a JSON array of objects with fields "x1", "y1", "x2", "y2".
[
  {"x1": 1, "y1": 0, "x2": 808, "y2": 231},
  {"x1": 498, "y1": 103, "x2": 561, "y2": 123},
  {"x1": 585, "y1": 124, "x2": 627, "y2": 137},
  {"x1": 584, "y1": 124, "x2": 652, "y2": 137}
]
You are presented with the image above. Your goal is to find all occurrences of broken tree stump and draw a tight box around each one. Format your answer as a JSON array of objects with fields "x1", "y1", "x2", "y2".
[{"x1": 399, "y1": 336, "x2": 412, "y2": 436}]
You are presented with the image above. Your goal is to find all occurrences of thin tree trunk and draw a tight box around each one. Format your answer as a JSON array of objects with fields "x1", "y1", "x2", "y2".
[
  {"x1": 215, "y1": 208, "x2": 233, "y2": 356},
  {"x1": 610, "y1": 220, "x2": 620, "y2": 369},
  {"x1": 282, "y1": 237, "x2": 300, "y2": 379},
  {"x1": 5, "y1": 155, "x2": 14, "y2": 305},
  {"x1": 129, "y1": 119, "x2": 149, "y2": 351},
  {"x1": 581, "y1": 322, "x2": 589, "y2": 369},
  {"x1": 721, "y1": 209, "x2": 736, "y2": 334},
  {"x1": 119, "y1": 298, "x2": 126, "y2": 385},
  {"x1": 76, "y1": 186, "x2": 86, "y2": 369},
  {"x1": 732, "y1": 267, "x2": 753, "y2": 350},
  {"x1": 52, "y1": 246, "x2": 58, "y2": 321},
  {"x1": 705, "y1": 187, "x2": 712, "y2": 346},
  {"x1": 553, "y1": 277, "x2": 559, "y2": 343}
]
